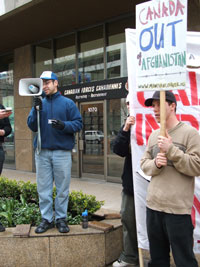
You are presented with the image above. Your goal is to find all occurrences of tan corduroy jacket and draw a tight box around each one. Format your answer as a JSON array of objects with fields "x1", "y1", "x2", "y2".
[{"x1": 141, "y1": 121, "x2": 200, "y2": 215}]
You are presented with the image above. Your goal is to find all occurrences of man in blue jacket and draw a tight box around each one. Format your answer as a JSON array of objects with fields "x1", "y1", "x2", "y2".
[{"x1": 27, "y1": 71, "x2": 82, "y2": 234}]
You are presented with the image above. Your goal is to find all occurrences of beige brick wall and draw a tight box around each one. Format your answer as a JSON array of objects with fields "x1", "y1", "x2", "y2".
[{"x1": 14, "y1": 45, "x2": 34, "y2": 171}]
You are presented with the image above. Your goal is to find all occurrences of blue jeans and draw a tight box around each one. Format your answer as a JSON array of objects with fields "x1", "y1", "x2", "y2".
[{"x1": 35, "y1": 149, "x2": 72, "y2": 222}]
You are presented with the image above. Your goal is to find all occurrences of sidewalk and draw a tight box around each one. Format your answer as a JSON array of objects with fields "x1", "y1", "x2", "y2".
[{"x1": 1, "y1": 168, "x2": 122, "y2": 212}]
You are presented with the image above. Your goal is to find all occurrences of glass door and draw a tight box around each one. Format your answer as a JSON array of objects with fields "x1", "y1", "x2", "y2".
[{"x1": 80, "y1": 102, "x2": 104, "y2": 176}]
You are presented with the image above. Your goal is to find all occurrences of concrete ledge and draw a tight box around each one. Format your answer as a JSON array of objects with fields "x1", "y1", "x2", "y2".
[{"x1": 0, "y1": 219, "x2": 122, "y2": 267}]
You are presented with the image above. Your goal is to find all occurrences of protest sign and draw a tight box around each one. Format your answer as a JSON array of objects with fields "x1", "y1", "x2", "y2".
[
  {"x1": 136, "y1": 0, "x2": 187, "y2": 92},
  {"x1": 126, "y1": 28, "x2": 200, "y2": 254}
]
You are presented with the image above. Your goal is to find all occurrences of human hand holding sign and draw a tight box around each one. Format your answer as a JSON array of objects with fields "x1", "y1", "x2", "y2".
[
  {"x1": 155, "y1": 131, "x2": 172, "y2": 168},
  {"x1": 155, "y1": 152, "x2": 167, "y2": 168},
  {"x1": 123, "y1": 116, "x2": 135, "y2": 132},
  {"x1": 157, "y1": 130, "x2": 172, "y2": 153}
]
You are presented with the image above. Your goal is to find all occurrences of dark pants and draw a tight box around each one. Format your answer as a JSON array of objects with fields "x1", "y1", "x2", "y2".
[
  {"x1": 119, "y1": 192, "x2": 138, "y2": 264},
  {"x1": 147, "y1": 207, "x2": 198, "y2": 267},
  {"x1": 0, "y1": 146, "x2": 5, "y2": 175}
]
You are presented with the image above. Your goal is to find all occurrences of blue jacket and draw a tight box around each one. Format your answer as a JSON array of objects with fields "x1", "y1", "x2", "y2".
[{"x1": 27, "y1": 92, "x2": 82, "y2": 150}]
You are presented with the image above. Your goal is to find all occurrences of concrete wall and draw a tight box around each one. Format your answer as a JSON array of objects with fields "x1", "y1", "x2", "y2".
[
  {"x1": 0, "y1": 221, "x2": 123, "y2": 267},
  {"x1": 14, "y1": 45, "x2": 34, "y2": 171}
]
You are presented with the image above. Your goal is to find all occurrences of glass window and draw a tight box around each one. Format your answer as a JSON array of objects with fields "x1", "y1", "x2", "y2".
[
  {"x1": 0, "y1": 53, "x2": 14, "y2": 168},
  {"x1": 78, "y1": 26, "x2": 104, "y2": 83},
  {"x1": 54, "y1": 34, "x2": 76, "y2": 86},
  {"x1": 107, "y1": 98, "x2": 127, "y2": 177},
  {"x1": 34, "y1": 41, "x2": 52, "y2": 77},
  {"x1": 106, "y1": 17, "x2": 134, "y2": 79}
]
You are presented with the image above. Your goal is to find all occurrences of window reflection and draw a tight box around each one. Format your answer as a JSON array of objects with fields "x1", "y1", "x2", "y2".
[
  {"x1": 54, "y1": 34, "x2": 76, "y2": 86},
  {"x1": 34, "y1": 16, "x2": 134, "y2": 83},
  {"x1": 78, "y1": 26, "x2": 104, "y2": 83},
  {"x1": 34, "y1": 41, "x2": 52, "y2": 77},
  {"x1": 106, "y1": 17, "x2": 133, "y2": 79}
]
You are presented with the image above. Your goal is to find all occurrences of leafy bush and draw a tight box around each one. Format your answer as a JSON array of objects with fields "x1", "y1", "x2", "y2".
[
  {"x1": 0, "y1": 177, "x2": 38, "y2": 203},
  {"x1": 0, "y1": 177, "x2": 104, "y2": 226},
  {"x1": 68, "y1": 190, "x2": 104, "y2": 220},
  {"x1": 0, "y1": 198, "x2": 17, "y2": 226},
  {"x1": 67, "y1": 213, "x2": 82, "y2": 225},
  {"x1": 0, "y1": 196, "x2": 41, "y2": 227},
  {"x1": 19, "y1": 181, "x2": 39, "y2": 203},
  {"x1": 0, "y1": 178, "x2": 21, "y2": 200}
]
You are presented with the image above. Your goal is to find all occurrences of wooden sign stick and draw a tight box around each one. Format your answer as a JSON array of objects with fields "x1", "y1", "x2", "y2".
[
  {"x1": 160, "y1": 91, "x2": 166, "y2": 138},
  {"x1": 138, "y1": 247, "x2": 144, "y2": 267}
]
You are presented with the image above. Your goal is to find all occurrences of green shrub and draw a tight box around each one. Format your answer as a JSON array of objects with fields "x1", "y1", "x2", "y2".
[
  {"x1": 0, "y1": 177, "x2": 21, "y2": 200},
  {"x1": 19, "y1": 181, "x2": 38, "y2": 203},
  {"x1": 0, "y1": 196, "x2": 41, "y2": 227},
  {"x1": 0, "y1": 177, "x2": 39, "y2": 204},
  {"x1": 13, "y1": 195, "x2": 41, "y2": 226},
  {"x1": 0, "y1": 177, "x2": 104, "y2": 226},
  {"x1": 68, "y1": 190, "x2": 104, "y2": 220},
  {"x1": 0, "y1": 198, "x2": 17, "y2": 226},
  {"x1": 67, "y1": 213, "x2": 82, "y2": 225}
]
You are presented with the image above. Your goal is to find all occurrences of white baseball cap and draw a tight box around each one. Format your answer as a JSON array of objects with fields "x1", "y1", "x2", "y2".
[{"x1": 40, "y1": 71, "x2": 58, "y2": 80}]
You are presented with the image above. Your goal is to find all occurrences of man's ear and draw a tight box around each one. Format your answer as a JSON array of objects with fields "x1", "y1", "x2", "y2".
[
  {"x1": 54, "y1": 80, "x2": 58, "y2": 87},
  {"x1": 171, "y1": 102, "x2": 176, "y2": 111}
]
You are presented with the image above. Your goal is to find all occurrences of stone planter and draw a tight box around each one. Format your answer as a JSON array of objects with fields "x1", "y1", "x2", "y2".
[{"x1": 0, "y1": 218, "x2": 122, "y2": 267}]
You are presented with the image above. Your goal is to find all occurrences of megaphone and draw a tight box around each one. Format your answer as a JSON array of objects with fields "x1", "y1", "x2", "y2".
[{"x1": 19, "y1": 78, "x2": 43, "y2": 96}]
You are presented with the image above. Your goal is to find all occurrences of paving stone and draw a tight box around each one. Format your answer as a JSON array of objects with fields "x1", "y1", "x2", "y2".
[
  {"x1": 13, "y1": 224, "x2": 31, "y2": 237},
  {"x1": 88, "y1": 221, "x2": 114, "y2": 232}
]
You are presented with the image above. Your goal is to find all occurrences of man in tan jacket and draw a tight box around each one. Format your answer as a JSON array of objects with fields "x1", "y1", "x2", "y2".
[{"x1": 141, "y1": 91, "x2": 200, "y2": 267}]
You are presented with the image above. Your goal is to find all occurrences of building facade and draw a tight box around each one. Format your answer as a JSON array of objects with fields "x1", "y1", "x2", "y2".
[{"x1": 0, "y1": 0, "x2": 200, "y2": 182}]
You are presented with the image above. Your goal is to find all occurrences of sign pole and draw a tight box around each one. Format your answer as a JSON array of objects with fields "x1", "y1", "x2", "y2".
[
  {"x1": 138, "y1": 247, "x2": 144, "y2": 267},
  {"x1": 160, "y1": 91, "x2": 166, "y2": 138}
]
